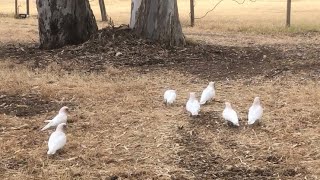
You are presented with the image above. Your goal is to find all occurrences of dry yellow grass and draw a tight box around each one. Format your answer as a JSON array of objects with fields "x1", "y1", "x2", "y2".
[
  {"x1": 1, "y1": 0, "x2": 320, "y2": 34},
  {"x1": 0, "y1": 59, "x2": 319, "y2": 178},
  {"x1": 0, "y1": 62, "x2": 190, "y2": 179}
]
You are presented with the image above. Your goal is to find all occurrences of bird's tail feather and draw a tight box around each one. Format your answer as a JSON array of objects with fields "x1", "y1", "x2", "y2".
[
  {"x1": 41, "y1": 124, "x2": 51, "y2": 131},
  {"x1": 47, "y1": 149, "x2": 55, "y2": 155}
]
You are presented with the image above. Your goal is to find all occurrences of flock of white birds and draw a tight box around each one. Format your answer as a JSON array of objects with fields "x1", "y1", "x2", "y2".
[
  {"x1": 41, "y1": 81, "x2": 263, "y2": 155},
  {"x1": 164, "y1": 81, "x2": 264, "y2": 127}
]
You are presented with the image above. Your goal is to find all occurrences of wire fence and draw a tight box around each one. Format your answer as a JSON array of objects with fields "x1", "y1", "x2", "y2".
[{"x1": 194, "y1": 0, "x2": 257, "y2": 19}]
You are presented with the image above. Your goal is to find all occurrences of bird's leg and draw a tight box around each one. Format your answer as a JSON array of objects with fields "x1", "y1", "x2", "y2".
[
  {"x1": 257, "y1": 121, "x2": 262, "y2": 126},
  {"x1": 163, "y1": 100, "x2": 167, "y2": 106}
]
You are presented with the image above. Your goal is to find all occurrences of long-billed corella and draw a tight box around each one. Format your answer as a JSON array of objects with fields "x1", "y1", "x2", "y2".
[
  {"x1": 248, "y1": 97, "x2": 263, "y2": 125},
  {"x1": 186, "y1": 92, "x2": 201, "y2": 116},
  {"x1": 164, "y1": 89, "x2": 177, "y2": 105},
  {"x1": 41, "y1": 106, "x2": 69, "y2": 131},
  {"x1": 47, "y1": 123, "x2": 67, "y2": 155},
  {"x1": 200, "y1": 81, "x2": 215, "y2": 105},
  {"x1": 222, "y1": 102, "x2": 239, "y2": 126}
]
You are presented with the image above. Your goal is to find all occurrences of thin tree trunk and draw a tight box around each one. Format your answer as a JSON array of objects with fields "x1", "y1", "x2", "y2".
[
  {"x1": 134, "y1": 0, "x2": 185, "y2": 47},
  {"x1": 99, "y1": 0, "x2": 107, "y2": 21},
  {"x1": 36, "y1": 0, "x2": 98, "y2": 49}
]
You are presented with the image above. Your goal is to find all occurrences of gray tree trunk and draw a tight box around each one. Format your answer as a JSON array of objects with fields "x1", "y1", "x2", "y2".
[
  {"x1": 134, "y1": 0, "x2": 186, "y2": 47},
  {"x1": 99, "y1": 0, "x2": 107, "y2": 21},
  {"x1": 130, "y1": 0, "x2": 142, "y2": 29},
  {"x1": 36, "y1": 0, "x2": 98, "y2": 49}
]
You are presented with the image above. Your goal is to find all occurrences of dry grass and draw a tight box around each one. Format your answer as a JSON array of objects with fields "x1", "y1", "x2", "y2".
[
  {"x1": 0, "y1": 59, "x2": 319, "y2": 178},
  {"x1": 0, "y1": 62, "x2": 186, "y2": 179},
  {"x1": 181, "y1": 0, "x2": 320, "y2": 34},
  {"x1": 1, "y1": 0, "x2": 320, "y2": 34}
]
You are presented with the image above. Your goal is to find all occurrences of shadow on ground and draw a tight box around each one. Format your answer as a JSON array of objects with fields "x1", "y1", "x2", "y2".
[{"x1": 0, "y1": 27, "x2": 319, "y2": 81}]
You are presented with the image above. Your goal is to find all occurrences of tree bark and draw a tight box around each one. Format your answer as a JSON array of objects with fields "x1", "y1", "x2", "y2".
[
  {"x1": 36, "y1": 0, "x2": 98, "y2": 49},
  {"x1": 99, "y1": 0, "x2": 107, "y2": 21},
  {"x1": 134, "y1": 0, "x2": 186, "y2": 47},
  {"x1": 130, "y1": 0, "x2": 142, "y2": 29}
]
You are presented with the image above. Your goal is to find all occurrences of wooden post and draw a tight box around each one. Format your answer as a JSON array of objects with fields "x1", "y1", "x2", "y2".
[
  {"x1": 15, "y1": 0, "x2": 18, "y2": 17},
  {"x1": 286, "y1": 0, "x2": 291, "y2": 27},
  {"x1": 26, "y1": 0, "x2": 30, "y2": 15},
  {"x1": 99, "y1": 0, "x2": 107, "y2": 21},
  {"x1": 190, "y1": 0, "x2": 195, "y2": 27}
]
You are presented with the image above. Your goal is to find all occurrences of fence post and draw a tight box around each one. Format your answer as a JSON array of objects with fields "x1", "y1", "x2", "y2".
[
  {"x1": 286, "y1": 0, "x2": 291, "y2": 27},
  {"x1": 190, "y1": 0, "x2": 195, "y2": 27},
  {"x1": 26, "y1": 0, "x2": 30, "y2": 15},
  {"x1": 99, "y1": 0, "x2": 107, "y2": 21},
  {"x1": 15, "y1": 0, "x2": 18, "y2": 17}
]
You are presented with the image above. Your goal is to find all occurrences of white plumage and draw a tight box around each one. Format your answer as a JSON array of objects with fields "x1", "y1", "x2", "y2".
[
  {"x1": 186, "y1": 92, "x2": 201, "y2": 116},
  {"x1": 200, "y1": 81, "x2": 215, "y2": 105},
  {"x1": 41, "y1": 106, "x2": 69, "y2": 131},
  {"x1": 248, "y1": 97, "x2": 263, "y2": 125},
  {"x1": 47, "y1": 123, "x2": 67, "y2": 155},
  {"x1": 164, "y1": 90, "x2": 177, "y2": 105},
  {"x1": 222, "y1": 102, "x2": 239, "y2": 126}
]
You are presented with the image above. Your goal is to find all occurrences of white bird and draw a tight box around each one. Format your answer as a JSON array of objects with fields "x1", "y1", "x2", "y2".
[
  {"x1": 222, "y1": 102, "x2": 239, "y2": 126},
  {"x1": 186, "y1": 92, "x2": 201, "y2": 116},
  {"x1": 41, "y1": 106, "x2": 69, "y2": 131},
  {"x1": 248, "y1": 97, "x2": 263, "y2": 125},
  {"x1": 200, "y1": 81, "x2": 216, "y2": 105},
  {"x1": 164, "y1": 89, "x2": 177, "y2": 105},
  {"x1": 47, "y1": 123, "x2": 67, "y2": 155}
]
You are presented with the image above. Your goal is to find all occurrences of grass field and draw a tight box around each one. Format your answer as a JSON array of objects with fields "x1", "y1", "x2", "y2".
[
  {"x1": 0, "y1": 0, "x2": 320, "y2": 179},
  {"x1": 1, "y1": 0, "x2": 320, "y2": 34}
]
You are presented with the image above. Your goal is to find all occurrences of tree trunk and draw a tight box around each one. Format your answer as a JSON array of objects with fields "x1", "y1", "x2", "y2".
[
  {"x1": 134, "y1": 0, "x2": 185, "y2": 47},
  {"x1": 130, "y1": 0, "x2": 142, "y2": 29},
  {"x1": 36, "y1": 0, "x2": 98, "y2": 49},
  {"x1": 99, "y1": 0, "x2": 107, "y2": 21}
]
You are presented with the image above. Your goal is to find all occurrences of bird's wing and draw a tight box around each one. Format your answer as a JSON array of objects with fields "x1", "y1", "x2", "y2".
[
  {"x1": 48, "y1": 132, "x2": 66, "y2": 153},
  {"x1": 248, "y1": 106, "x2": 256, "y2": 123},
  {"x1": 42, "y1": 114, "x2": 67, "y2": 131},
  {"x1": 191, "y1": 101, "x2": 200, "y2": 114},
  {"x1": 200, "y1": 88, "x2": 209, "y2": 104},
  {"x1": 52, "y1": 113, "x2": 67, "y2": 125},
  {"x1": 224, "y1": 109, "x2": 238, "y2": 125},
  {"x1": 230, "y1": 110, "x2": 239, "y2": 125},
  {"x1": 164, "y1": 91, "x2": 169, "y2": 101},
  {"x1": 168, "y1": 92, "x2": 176, "y2": 102},
  {"x1": 186, "y1": 101, "x2": 192, "y2": 112},
  {"x1": 41, "y1": 121, "x2": 53, "y2": 131},
  {"x1": 200, "y1": 88, "x2": 213, "y2": 104},
  {"x1": 248, "y1": 106, "x2": 263, "y2": 124}
]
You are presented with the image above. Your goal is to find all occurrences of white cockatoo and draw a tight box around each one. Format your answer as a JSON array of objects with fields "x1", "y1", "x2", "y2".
[
  {"x1": 248, "y1": 97, "x2": 263, "y2": 125},
  {"x1": 222, "y1": 102, "x2": 239, "y2": 126},
  {"x1": 47, "y1": 123, "x2": 67, "y2": 155},
  {"x1": 200, "y1": 81, "x2": 216, "y2": 105},
  {"x1": 186, "y1": 92, "x2": 201, "y2": 116},
  {"x1": 164, "y1": 89, "x2": 177, "y2": 105},
  {"x1": 41, "y1": 106, "x2": 69, "y2": 131}
]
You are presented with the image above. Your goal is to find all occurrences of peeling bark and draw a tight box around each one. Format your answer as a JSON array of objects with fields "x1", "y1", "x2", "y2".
[
  {"x1": 129, "y1": 0, "x2": 142, "y2": 29},
  {"x1": 36, "y1": 0, "x2": 98, "y2": 49},
  {"x1": 134, "y1": 0, "x2": 185, "y2": 47}
]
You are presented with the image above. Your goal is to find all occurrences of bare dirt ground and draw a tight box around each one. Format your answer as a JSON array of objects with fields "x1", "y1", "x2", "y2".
[{"x1": 0, "y1": 15, "x2": 320, "y2": 180}]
